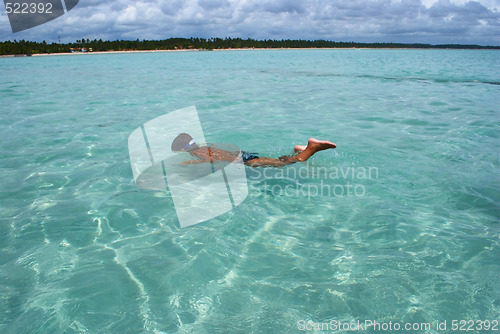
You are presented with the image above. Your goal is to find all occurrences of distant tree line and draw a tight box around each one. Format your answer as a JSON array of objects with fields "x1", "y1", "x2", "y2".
[{"x1": 1, "y1": 37, "x2": 499, "y2": 55}]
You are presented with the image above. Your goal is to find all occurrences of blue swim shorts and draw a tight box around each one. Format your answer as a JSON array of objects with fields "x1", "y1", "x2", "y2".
[{"x1": 241, "y1": 151, "x2": 259, "y2": 163}]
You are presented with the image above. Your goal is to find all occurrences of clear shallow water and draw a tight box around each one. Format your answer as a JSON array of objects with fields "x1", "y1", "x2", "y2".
[{"x1": 0, "y1": 49, "x2": 499, "y2": 333}]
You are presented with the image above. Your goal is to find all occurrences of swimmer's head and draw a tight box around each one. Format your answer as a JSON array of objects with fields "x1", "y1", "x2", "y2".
[{"x1": 171, "y1": 133, "x2": 199, "y2": 152}]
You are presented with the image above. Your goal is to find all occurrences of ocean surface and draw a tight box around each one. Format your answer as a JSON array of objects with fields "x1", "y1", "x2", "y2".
[{"x1": 1, "y1": 49, "x2": 499, "y2": 333}]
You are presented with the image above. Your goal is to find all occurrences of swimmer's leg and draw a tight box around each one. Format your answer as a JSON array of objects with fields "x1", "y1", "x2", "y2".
[
  {"x1": 244, "y1": 138, "x2": 336, "y2": 167},
  {"x1": 293, "y1": 138, "x2": 336, "y2": 162},
  {"x1": 244, "y1": 157, "x2": 288, "y2": 167}
]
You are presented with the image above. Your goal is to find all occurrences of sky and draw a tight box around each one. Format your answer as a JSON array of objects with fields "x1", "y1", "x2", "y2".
[{"x1": 1, "y1": 0, "x2": 499, "y2": 45}]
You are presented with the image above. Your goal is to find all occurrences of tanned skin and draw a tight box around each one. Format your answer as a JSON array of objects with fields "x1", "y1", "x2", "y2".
[{"x1": 180, "y1": 138, "x2": 336, "y2": 167}]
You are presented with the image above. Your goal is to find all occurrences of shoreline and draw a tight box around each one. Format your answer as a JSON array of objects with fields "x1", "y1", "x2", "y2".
[{"x1": 1, "y1": 47, "x2": 499, "y2": 58}]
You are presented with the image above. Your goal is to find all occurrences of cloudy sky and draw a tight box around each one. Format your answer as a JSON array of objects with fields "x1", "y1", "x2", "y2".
[{"x1": 1, "y1": 0, "x2": 499, "y2": 45}]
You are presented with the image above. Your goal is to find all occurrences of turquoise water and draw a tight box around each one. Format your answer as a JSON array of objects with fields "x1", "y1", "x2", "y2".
[{"x1": 1, "y1": 49, "x2": 499, "y2": 333}]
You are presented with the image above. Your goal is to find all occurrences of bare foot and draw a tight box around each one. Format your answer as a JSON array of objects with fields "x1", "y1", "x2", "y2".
[
  {"x1": 294, "y1": 145, "x2": 306, "y2": 153},
  {"x1": 294, "y1": 138, "x2": 336, "y2": 162},
  {"x1": 307, "y1": 138, "x2": 337, "y2": 151}
]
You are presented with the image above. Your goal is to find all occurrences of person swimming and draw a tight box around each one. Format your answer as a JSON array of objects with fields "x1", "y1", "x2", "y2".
[{"x1": 171, "y1": 133, "x2": 337, "y2": 167}]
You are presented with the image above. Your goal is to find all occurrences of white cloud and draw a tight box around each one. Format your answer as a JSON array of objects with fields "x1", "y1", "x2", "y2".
[{"x1": 0, "y1": 0, "x2": 498, "y2": 45}]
